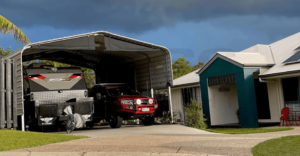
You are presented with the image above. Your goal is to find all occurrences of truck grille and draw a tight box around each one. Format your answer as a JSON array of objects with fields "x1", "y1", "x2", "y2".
[{"x1": 141, "y1": 100, "x2": 149, "y2": 104}]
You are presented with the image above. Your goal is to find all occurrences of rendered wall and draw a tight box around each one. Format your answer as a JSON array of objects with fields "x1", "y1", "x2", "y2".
[
  {"x1": 200, "y1": 58, "x2": 259, "y2": 128},
  {"x1": 170, "y1": 88, "x2": 184, "y2": 121},
  {"x1": 169, "y1": 86, "x2": 202, "y2": 122},
  {"x1": 258, "y1": 81, "x2": 281, "y2": 123},
  {"x1": 208, "y1": 83, "x2": 239, "y2": 125}
]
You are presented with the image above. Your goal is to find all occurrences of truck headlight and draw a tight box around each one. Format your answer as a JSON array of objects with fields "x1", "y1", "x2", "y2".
[
  {"x1": 136, "y1": 99, "x2": 141, "y2": 105},
  {"x1": 122, "y1": 99, "x2": 134, "y2": 105},
  {"x1": 149, "y1": 99, "x2": 153, "y2": 104}
]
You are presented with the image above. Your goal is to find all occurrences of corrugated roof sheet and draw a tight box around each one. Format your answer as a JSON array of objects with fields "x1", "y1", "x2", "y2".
[
  {"x1": 199, "y1": 32, "x2": 300, "y2": 77},
  {"x1": 218, "y1": 52, "x2": 274, "y2": 66},
  {"x1": 173, "y1": 69, "x2": 200, "y2": 87},
  {"x1": 260, "y1": 32, "x2": 300, "y2": 77}
]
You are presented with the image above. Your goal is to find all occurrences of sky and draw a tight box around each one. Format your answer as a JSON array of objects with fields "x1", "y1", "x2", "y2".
[{"x1": 1, "y1": 0, "x2": 300, "y2": 65}]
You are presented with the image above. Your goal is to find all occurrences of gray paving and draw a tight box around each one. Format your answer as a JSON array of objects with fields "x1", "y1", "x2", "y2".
[
  {"x1": 0, "y1": 152, "x2": 226, "y2": 156},
  {"x1": 5, "y1": 124, "x2": 300, "y2": 156},
  {"x1": 53, "y1": 124, "x2": 215, "y2": 137}
]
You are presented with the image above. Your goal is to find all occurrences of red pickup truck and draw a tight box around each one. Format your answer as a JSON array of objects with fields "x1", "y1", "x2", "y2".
[{"x1": 89, "y1": 83, "x2": 158, "y2": 128}]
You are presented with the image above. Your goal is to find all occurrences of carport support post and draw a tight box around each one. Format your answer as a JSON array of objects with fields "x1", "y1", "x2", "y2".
[
  {"x1": 22, "y1": 114, "x2": 25, "y2": 131},
  {"x1": 168, "y1": 86, "x2": 173, "y2": 123},
  {"x1": 6, "y1": 59, "x2": 12, "y2": 129},
  {"x1": 151, "y1": 88, "x2": 154, "y2": 98},
  {"x1": 0, "y1": 58, "x2": 5, "y2": 129}
]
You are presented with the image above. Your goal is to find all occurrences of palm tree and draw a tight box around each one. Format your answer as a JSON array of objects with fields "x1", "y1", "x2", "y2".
[{"x1": 0, "y1": 15, "x2": 30, "y2": 44}]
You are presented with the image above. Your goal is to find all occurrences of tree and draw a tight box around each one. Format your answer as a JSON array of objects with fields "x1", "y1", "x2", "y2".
[
  {"x1": 0, "y1": 46, "x2": 12, "y2": 57},
  {"x1": 81, "y1": 68, "x2": 95, "y2": 88},
  {"x1": 0, "y1": 15, "x2": 30, "y2": 44},
  {"x1": 172, "y1": 57, "x2": 205, "y2": 79},
  {"x1": 191, "y1": 61, "x2": 204, "y2": 71},
  {"x1": 172, "y1": 57, "x2": 192, "y2": 79},
  {"x1": 185, "y1": 99, "x2": 207, "y2": 129}
]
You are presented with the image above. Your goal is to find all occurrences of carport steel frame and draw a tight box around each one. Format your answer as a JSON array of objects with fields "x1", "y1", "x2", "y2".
[{"x1": 0, "y1": 31, "x2": 174, "y2": 130}]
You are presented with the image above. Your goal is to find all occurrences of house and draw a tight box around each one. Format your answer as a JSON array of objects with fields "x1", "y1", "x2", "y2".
[
  {"x1": 198, "y1": 32, "x2": 300, "y2": 128},
  {"x1": 159, "y1": 69, "x2": 202, "y2": 122}
]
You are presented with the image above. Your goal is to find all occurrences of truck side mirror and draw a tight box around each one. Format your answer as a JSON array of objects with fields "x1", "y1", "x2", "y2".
[{"x1": 96, "y1": 93, "x2": 101, "y2": 100}]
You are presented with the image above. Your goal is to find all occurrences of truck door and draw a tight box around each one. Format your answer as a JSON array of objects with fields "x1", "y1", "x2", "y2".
[{"x1": 93, "y1": 86, "x2": 109, "y2": 119}]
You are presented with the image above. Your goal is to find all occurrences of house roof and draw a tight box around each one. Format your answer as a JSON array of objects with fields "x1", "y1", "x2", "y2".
[
  {"x1": 218, "y1": 52, "x2": 274, "y2": 66},
  {"x1": 260, "y1": 32, "x2": 300, "y2": 77},
  {"x1": 173, "y1": 69, "x2": 200, "y2": 87},
  {"x1": 197, "y1": 50, "x2": 275, "y2": 75},
  {"x1": 198, "y1": 32, "x2": 300, "y2": 77}
]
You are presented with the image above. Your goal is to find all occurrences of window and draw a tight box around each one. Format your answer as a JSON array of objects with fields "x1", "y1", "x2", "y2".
[
  {"x1": 282, "y1": 77, "x2": 299, "y2": 102},
  {"x1": 181, "y1": 87, "x2": 200, "y2": 106}
]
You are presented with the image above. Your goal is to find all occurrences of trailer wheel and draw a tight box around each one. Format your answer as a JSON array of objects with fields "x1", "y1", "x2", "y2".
[
  {"x1": 86, "y1": 122, "x2": 95, "y2": 129},
  {"x1": 142, "y1": 117, "x2": 154, "y2": 126},
  {"x1": 109, "y1": 115, "x2": 123, "y2": 128},
  {"x1": 66, "y1": 120, "x2": 75, "y2": 134}
]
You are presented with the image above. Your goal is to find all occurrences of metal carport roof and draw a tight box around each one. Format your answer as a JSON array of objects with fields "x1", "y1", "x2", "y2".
[
  {"x1": 6, "y1": 31, "x2": 173, "y2": 91},
  {"x1": 0, "y1": 31, "x2": 173, "y2": 129}
]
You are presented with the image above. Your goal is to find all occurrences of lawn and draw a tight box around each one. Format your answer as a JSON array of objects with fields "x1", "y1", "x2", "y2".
[
  {"x1": 252, "y1": 135, "x2": 300, "y2": 156},
  {"x1": 0, "y1": 130, "x2": 87, "y2": 151},
  {"x1": 204, "y1": 127, "x2": 293, "y2": 134}
]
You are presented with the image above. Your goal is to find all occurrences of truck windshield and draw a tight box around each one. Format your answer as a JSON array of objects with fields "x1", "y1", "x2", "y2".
[
  {"x1": 25, "y1": 68, "x2": 86, "y2": 92},
  {"x1": 106, "y1": 86, "x2": 139, "y2": 96}
]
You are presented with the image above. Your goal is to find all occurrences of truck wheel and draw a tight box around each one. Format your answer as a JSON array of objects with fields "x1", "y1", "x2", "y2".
[
  {"x1": 109, "y1": 115, "x2": 123, "y2": 128},
  {"x1": 142, "y1": 117, "x2": 154, "y2": 126}
]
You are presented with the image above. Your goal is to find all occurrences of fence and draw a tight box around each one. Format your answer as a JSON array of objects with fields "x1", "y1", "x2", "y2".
[{"x1": 0, "y1": 53, "x2": 23, "y2": 129}]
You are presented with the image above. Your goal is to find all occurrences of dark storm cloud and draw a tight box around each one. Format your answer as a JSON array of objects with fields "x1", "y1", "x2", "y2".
[{"x1": 1, "y1": 0, "x2": 300, "y2": 33}]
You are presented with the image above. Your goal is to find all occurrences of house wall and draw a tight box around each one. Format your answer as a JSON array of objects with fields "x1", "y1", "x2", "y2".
[
  {"x1": 157, "y1": 85, "x2": 202, "y2": 122},
  {"x1": 208, "y1": 83, "x2": 239, "y2": 125},
  {"x1": 196, "y1": 87, "x2": 202, "y2": 104},
  {"x1": 200, "y1": 58, "x2": 259, "y2": 128},
  {"x1": 277, "y1": 78, "x2": 285, "y2": 109},
  {"x1": 258, "y1": 81, "x2": 281, "y2": 123},
  {"x1": 171, "y1": 85, "x2": 202, "y2": 122},
  {"x1": 170, "y1": 88, "x2": 184, "y2": 121}
]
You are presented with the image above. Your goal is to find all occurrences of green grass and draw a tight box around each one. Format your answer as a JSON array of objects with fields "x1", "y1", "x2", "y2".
[
  {"x1": 252, "y1": 135, "x2": 300, "y2": 156},
  {"x1": 204, "y1": 128, "x2": 293, "y2": 134},
  {"x1": 0, "y1": 130, "x2": 87, "y2": 151}
]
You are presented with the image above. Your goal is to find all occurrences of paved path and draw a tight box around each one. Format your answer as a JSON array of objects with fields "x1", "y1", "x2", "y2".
[
  {"x1": 3, "y1": 125, "x2": 300, "y2": 156},
  {"x1": 53, "y1": 124, "x2": 215, "y2": 137}
]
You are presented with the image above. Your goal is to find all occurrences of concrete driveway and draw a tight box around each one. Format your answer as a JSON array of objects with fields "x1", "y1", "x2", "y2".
[
  {"x1": 4, "y1": 124, "x2": 300, "y2": 156},
  {"x1": 53, "y1": 124, "x2": 214, "y2": 137}
]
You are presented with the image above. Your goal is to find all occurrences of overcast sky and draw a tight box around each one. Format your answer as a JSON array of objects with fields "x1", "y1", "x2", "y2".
[{"x1": 1, "y1": 0, "x2": 300, "y2": 65}]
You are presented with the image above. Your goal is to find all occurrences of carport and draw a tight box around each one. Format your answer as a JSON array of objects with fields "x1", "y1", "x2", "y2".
[{"x1": 0, "y1": 31, "x2": 173, "y2": 131}]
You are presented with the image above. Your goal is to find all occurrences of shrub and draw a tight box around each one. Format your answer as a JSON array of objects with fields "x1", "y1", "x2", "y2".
[{"x1": 185, "y1": 99, "x2": 207, "y2": 129}]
